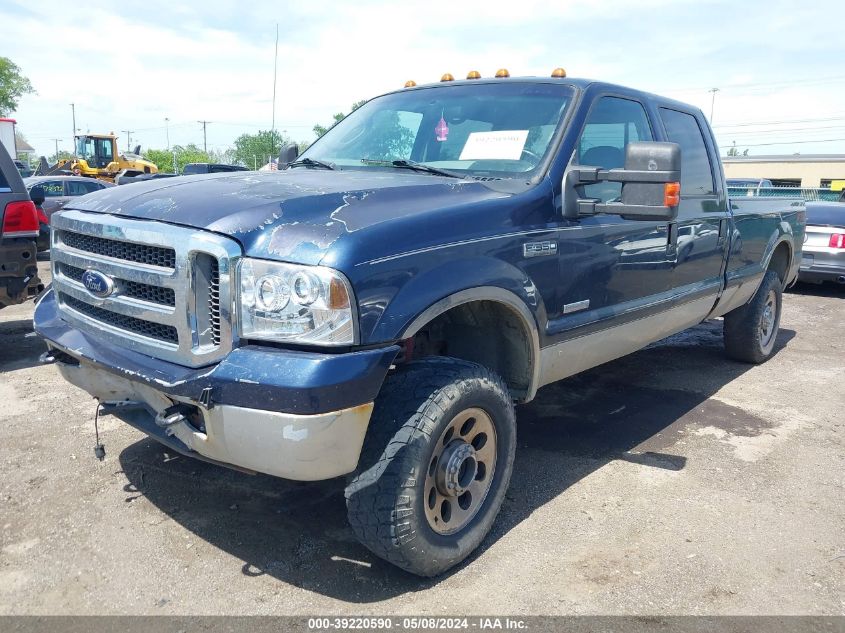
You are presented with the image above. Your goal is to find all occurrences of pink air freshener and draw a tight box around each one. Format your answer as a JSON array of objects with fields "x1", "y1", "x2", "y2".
[{"x1": 435, "y1": 116, "x2": 449, "y2": 142}]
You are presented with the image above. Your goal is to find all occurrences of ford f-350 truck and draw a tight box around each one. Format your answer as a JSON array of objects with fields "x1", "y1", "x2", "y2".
[{"x1": 35, "y1": 71, "x2": 805, "y2": 576}]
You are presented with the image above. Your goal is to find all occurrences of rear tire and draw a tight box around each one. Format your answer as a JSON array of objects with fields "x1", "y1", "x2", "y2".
[
  {"x1": 724, "y1": 270, "x2": 782, "y2": 363},
  {"x1": 345, "y1": 357, "x2": 516, "y2": 577}
]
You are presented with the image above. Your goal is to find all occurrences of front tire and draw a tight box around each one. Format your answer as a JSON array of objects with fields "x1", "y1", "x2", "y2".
[
  {"x1": 345, "y1": 357, "x2": 516, "y2": 577},
  {"x1": 724, "y1": 270, "x2": 783, "y2": 363}
]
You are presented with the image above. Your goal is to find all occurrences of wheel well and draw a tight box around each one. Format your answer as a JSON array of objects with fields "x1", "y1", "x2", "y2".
[
  {"x1": 402, "y1": 300, "x2": 534, "y2": 400},
  {"x1": 768, "y1": 241, "x2": 791, "y2": 286}
]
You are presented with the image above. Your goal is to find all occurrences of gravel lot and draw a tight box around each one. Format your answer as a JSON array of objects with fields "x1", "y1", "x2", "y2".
[{"x1": 1, "y1": 261, "x2": 843, "y2": 615}]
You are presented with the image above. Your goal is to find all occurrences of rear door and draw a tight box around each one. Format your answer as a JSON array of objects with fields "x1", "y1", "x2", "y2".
[{"x1": 656, "y1": 107, "x2": 729, "y2": 303}]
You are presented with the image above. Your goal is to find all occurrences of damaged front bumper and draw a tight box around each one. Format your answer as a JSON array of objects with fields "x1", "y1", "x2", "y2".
[{"x1": 34, "y1": 289, "x2": 399, "y2": 480}]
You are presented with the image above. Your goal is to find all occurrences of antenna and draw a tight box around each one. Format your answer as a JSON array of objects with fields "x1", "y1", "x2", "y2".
[{"x1": 271, "y1": 23, "x2": 279, "y2": 159}]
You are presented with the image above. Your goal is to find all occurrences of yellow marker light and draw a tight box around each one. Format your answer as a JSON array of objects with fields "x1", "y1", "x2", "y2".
[
  {"x1": 440, "y1": 73, "x2": 455, "y2": 82},
  {"x1": 466, "y1": 70, "x2": 482, "y2": 79},
  {"x1": 551, "y1": 67, "x2": 567, "y2": 78},
  {"x1": 495, "y1": 68, "x2": 510, "y2": 78},
  {"x1": 404, "y1": 80, "x2": 417, "y2": 88}
]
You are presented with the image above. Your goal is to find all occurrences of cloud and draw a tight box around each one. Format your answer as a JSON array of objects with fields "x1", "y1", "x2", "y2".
[{"x1": 4, "y1": 0, "x2": 843, "y2": 157}]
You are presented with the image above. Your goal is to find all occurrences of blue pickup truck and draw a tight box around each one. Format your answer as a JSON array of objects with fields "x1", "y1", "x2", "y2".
[{"x1": 35, "y1": 70, "x2": 804, "y2": 576}]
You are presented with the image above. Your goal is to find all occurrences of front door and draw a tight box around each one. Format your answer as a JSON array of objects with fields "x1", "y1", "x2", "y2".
[{"x1": 549, "y1": 95, "x2": 675, "y2": 342}]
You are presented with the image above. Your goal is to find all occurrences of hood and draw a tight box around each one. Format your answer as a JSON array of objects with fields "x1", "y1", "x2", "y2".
[{"x1": 66, "y1": 169, "x2": 510, "y2": 265}]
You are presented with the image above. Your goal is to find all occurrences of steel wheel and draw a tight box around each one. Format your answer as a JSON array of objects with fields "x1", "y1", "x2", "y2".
[
  {"x1": 759, "y1": 289, "x2": 778, "y2": 352},
  {"x1": 423, "y1": 407, "x2": 497, "y2": 535}
]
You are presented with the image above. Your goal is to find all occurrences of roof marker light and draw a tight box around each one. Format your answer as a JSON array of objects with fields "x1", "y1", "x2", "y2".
[
  {"x1": 551, "y1": 67, "x2": 567, "y2": 78},
  {"x1": 466, "y1": 70, "x2": 481, "y2": 79},
  {"x1": 494, "y1": 68, "x2": 510, "y2": 78},
  {"x1": 404, "y1": 80, "x2": 417, "y2": 88},
  {"x1": 440, "y1": 73, "x2": 455, "y2": 82}
]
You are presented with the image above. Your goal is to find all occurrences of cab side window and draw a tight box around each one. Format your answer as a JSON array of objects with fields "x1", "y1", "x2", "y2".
[
  {"x1": 658, "y1": 108, "x2": 715, "y2": 196},
  {"x1": 576, "y1": 96, "x2": 653, "y2": 203}
]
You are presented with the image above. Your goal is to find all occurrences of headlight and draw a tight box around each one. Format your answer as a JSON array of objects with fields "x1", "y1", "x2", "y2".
[{"x1": 238, "y1": 258, "x2": 356, "y2": 346}]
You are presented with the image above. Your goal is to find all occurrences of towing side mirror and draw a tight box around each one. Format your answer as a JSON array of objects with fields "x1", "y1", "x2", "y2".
[
  {"x1": 278, "y1": 143, "x2": 299, "y2": 167},
  {"x1": 29, "y1": 186, "x2": 46, "y2": 206},
  {"x1": 564, "y1": 141, "x2": 681, "y2": 221}
]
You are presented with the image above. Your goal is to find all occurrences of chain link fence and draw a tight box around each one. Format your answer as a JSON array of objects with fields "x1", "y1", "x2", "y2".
[{"x1": 727, "y1": 186, "x2": 841, "y2": 201}]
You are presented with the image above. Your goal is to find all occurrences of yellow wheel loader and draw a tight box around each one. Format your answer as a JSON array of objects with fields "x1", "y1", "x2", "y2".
[{"x1": 36, "y1": 133, "x2": 158, "y2": 183}]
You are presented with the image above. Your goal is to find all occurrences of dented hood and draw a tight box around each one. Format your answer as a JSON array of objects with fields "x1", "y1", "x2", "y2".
[{"x1": 66, "y1": 169, "x2": 508, "y2": 265}]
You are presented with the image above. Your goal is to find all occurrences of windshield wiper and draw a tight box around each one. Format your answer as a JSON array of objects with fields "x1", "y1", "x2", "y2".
[
  {"x1": 287, "y1": 157, "x2": 336, "y2": 170},
  {"x1": 359, "y1": 158, "x2": 464, "y2": 179}
]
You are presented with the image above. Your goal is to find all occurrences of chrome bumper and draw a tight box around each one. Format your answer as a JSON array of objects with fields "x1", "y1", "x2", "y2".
[{"x1": 55, "y1": 357, "x2": 373, "y2": 481}]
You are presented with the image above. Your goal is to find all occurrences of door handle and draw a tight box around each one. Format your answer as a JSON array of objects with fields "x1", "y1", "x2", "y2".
[
  {"x1": 667, "y1": 222, "x2": 679, "y2": 258},
  {"x1": 717, "y1": 219, "x2": 728, "y2": 247}
]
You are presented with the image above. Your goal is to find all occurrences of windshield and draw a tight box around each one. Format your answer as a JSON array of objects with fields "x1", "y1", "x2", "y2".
[
  {"x1": 301, "y1": 82, "x2": 573, "y2": 179},
  {"x1": 76, "y1": 137, "x2": 95, "y2": 160}
]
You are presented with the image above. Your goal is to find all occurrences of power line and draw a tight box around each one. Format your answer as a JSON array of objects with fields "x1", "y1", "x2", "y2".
[
  {"x1": 714, "y1": 115, "x2": 845, "y2": 129},
  {"x1": 723, "y1": 137, "x2": 845, "y2": 148}
]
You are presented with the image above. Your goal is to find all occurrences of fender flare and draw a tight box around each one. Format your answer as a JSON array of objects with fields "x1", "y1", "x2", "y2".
[
  {"x1": 761, "y1": 228, "x2": 795, "y2": 288},
  {"x1": 400, "y1": 286, "x2": 543, "y2": 402}
]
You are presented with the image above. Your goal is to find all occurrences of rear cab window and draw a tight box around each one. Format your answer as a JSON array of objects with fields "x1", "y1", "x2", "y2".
[{"x1": 658, "y1": 108, "x2": 716, "y2": 197}]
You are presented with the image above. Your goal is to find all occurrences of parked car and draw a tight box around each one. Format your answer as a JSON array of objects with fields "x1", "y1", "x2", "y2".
[
  {"x1": 0, "y1": 143, "x2": 41, "y2": 309},
  {"x1": 23, "y1": 176, "x2": 114, "y2": 221},
  {"x1": 35, "y1": 72, "x2": 804, "y2": 576},
  {"x1": 182, "y1": 163, "x2": 248, "y2": 175},
  {"x1": 798, "y1": 200, "x2": 845, "y2": 285}
]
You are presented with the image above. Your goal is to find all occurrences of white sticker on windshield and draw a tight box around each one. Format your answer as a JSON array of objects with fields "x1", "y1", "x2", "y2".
[{"x1": 459, "y1": 130, "x2": 529, "y2": 161}]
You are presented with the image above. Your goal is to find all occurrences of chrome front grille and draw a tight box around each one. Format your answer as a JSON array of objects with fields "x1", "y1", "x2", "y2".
[
  {"x1": 51, "y1": 210, "x2": 241, "y2": 367},
  {"x1": 57, "y1": 230, "x2": 177, "y2": 268},
  {"x1": 59, "y1": 263, "x2": 176, "y2": 306},
  {"x1": 59, "y1": 293, "x2": 179, "y2": 344}
]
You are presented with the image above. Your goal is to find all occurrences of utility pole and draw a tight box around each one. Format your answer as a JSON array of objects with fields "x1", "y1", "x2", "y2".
[
  {"x1": 165, "y1": 117, "x2": 170, "y2": 150},
  {"x1": 70, "y1": 103, "x2": 77, "y2": 156},
  {"x1": 51, "y1": 138, "x2": 62, "y2": 161},
  {"x1": 121, "y1": 130, "x2": 134, "y2": 151},
  {"x1": 708, "y1": 88, "x2": 720, "y2": 123},
  {"x1": 197, "y1": 120, "x2": 210, "y2": 153},
  {"x1": 271, "y1": 23, "x2": 279, "y2": 159}
]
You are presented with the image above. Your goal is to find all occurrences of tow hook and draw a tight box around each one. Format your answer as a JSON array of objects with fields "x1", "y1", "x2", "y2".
[{"x1": 154, "y1": 403, "x2": 194, "y2": 429}]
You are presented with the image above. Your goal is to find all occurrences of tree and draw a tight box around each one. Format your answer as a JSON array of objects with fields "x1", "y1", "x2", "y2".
[
  {"x1": 145, "y1": 144, "x2": 211, "y2": 174},
  {"x1": 0, "y1": 57, "x2": 35, "y2": 116},
  {"x1": 48, "y1": 150, "x2": 74, "y2": 164},
  {"x1": 727, "y1": 141, "x2": 749, "y2": 157},
  {"x1": 232, "y1": 129, "x2": 292, "y2": 168},
  {"x1": 313, "y1": 100, "x2": 367, "y2": 138}
]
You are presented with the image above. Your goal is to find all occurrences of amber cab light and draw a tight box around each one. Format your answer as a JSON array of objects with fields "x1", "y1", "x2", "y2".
[
  {"x1": 466, "y1": 70, "x2": 482, "y2": 79},
  {"x1": 494, "y1": 68, "x2": 510, "y2": 78},
  {"x1": 551, "y1": 67, "x2": 567, "y2": 78},
  {"x1": 404, "y1": 80, "x2": 417, "y2": 88},
  {"x1": 664, "y1": 182, "x2": 681, "y2": 207},
  {"x1": 829, "y1": 233, "x2": 845, "y2": 249},
  {"x1": 440, "y1": 73, "x2": 455, "y2": 82},
  {"x1": 2, "y1": 200, "x2": 40, "y2": 238}
]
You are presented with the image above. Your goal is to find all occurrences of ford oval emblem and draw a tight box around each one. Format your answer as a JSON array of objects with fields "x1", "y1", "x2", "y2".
[{"x1": 81, "y1": 269, "x2": 115, "y2": 299}]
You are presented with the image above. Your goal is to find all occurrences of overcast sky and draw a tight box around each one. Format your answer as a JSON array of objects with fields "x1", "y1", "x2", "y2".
[{"x1": 3, "y1": 0, "x2": 844, "y2": 159}]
